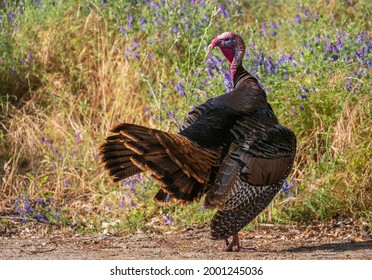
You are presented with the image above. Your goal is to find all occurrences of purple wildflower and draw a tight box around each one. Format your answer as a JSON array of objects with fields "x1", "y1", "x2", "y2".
[
  {"x1": 7, "y1": 11, "x2": 14, "y2": 22},
  {"x1": 167, "y1": 111, "x2": 174, "y2": 119},
  {"x1": 300, "y1": 86, "x2": 309, "y2": 93},
  {"x1": 344, "y1": 84, "x2": 351, "y2": 93},
  {"x1": 258, "y1": 50, "x2": 264, "y2": 65},
  {"x1": 266, "y1": 56, "x2": 275, "y2": 74},
  {"x1": 354, "y1": 50, "x2": 363, "y2": 60},
  {"x1": 128, "y1": 14, "x2": 134, "y2": 30},
  {"x1": 221, "y1": 70, "x2": 232, "y2": 92},
  {"x1": 277, "y1": 53, "x2": 287, "y2": 65},
  {"x1": 270, "y1": 21, "x2": 278, "y2": 36},
  {"x1": 33, "y1": 214, "x2": 49, "y2": 223},
  {"x1": 120, "y1": 196, "x2": 125, "y2": 207},
  {"x1": 164, "y1": 214, "x2": 173, "y2": 224},
  {"x1": 313, "y1": 11, "x2": 319, "y2": 21},
  {"x1": 330, "y1": 54, "x2": 339, "y2": 61},
  {"x1": 344, "y1": 78, "x2": 352, "y2": 93},
  {"x1": 206, "y1": 68, "x2": 213, "y2": 79},
  {"x1": 14, "y1": 197, "x2": 21, "y2": 213},
  {"x1": 218, "y1": 4, "x2": 230, "y2": 18},
  {"x1": 148, "y1": 51, "x2": 153, "y2": 61},
  {"x1": 343, "y1": 55, "x2": 351, "y2": 64},
  {"x1": 175, "y1": 82, "x2": 186, "y2": 97},
  {"x1": 124, "y1": 47, "x2": 130, "y2": 60},
  {"x1": 281, "y1": 178, "x2": 295, "y2": 193},
  {"x1": 261, "y1": 22, "x2": 268, "y2": 37},
  {"x1": 294, "y1": 14, "x2": 301, "y2": 24},
  {"x1": 149, "y1": 1, "x2": 159, "y2": 11},
  {"x1": 19, "y1": 213, "x2": 26, "y2": 223},
  {"x1": 123, "y1": 179, "x2": 136, "y2": 194},
  {"x1": 297, "y1": 93, "x2": 308, "y2": 100},
  {"x1": 133, "y1": 39, "x2": 140, "y2": 48},
  {"x1": 332, "y1": 44, "x2": 339, "y2": 53},
  {"x1": 23, "y1": 200, "x2": 33, "y2": 214},
  {"x1": 355, "y1": 32, "x2": 365, "y2": 44},
  {"x1": 140, "y1": 16, "x2": 146, "y2": 30},
  {"x1": 75, "y1": 132, "x2": 81, "y2": 142},
  {"x1": 34, "y1": 198, "x2": 47, "y2": 207},
  {"x1": 133, "y1": 51, "x2": 140, "y2": 60},
  {"x1": 144, "y1": 107, "x2": 150, "y2": 116}
]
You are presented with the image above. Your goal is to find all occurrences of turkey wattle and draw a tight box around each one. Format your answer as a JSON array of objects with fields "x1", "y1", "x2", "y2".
[{"x1": 99, "y1": 31, "x2": 296, "y2": 252}]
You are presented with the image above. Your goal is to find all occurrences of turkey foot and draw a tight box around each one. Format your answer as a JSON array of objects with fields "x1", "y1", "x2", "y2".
[{"x1": 223, "y1": 233, "x2": 256, "y2": 252}]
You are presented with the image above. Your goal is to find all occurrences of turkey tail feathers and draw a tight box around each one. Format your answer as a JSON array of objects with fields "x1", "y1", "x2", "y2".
[
  {"x1": 99, "y1": 123, "x2": 220, "y2": 203},
  {"x1": 99, "y1": 135, "x2": 142, "y2": 182}
]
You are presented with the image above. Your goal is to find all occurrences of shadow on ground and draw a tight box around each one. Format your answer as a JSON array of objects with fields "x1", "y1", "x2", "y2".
[{"x1": 285, "y1": 240, "x2": 372, "y2": 253}]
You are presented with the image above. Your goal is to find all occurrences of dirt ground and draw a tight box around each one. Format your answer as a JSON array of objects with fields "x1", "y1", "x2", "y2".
[{"x1": 1, "y1": 220, "x2": 371, "y2": 259}]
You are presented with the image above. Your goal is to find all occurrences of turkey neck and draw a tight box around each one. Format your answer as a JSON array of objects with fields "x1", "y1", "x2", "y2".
[{"x1": 230, "y1": 47, "x2": 258, "y2": 89}]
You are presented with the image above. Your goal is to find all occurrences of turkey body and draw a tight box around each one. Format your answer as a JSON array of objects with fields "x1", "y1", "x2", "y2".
[
  {"x1": 181, "y1": 77, "x2": 296, "y2": 240},
  {"x1": 100, "y1": 32, "x2": 296, "y2": 250}
]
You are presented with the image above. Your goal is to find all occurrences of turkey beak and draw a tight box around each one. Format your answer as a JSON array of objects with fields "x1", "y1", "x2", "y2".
[
  {"x1": 205, "y1": 44, "x2": 215, "y2": 61},
  {"x1": 207, "y1": 43, "x2": 215, "y2": 53},
  {"x1": 208, "y1": 43, "x2": 214, "y2": 51},
  {"x1": 206, "y1": 44, "x2": 212, "y2": 55}
]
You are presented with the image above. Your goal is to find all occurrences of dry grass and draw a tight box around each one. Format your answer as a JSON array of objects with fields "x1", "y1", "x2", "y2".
[
  {"x1": 290, "y1": 94, "x2": 371, "y2": 220},
  {"x1": 0, "y1": 10, "x2": 150, "y2": 219},
  {"x1": 331, "y1": 95, "x2": 372, "y2": 212}
]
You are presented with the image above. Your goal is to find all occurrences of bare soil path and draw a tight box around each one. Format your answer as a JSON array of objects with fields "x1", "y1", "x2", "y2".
[{"x1": 1, "y1": 221, "x2": 371, "y2": 259}]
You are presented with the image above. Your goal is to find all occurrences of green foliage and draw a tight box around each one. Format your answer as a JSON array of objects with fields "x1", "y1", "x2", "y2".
[{"x1": 0, "y1": 0, "x2": 370, "y2": 233}]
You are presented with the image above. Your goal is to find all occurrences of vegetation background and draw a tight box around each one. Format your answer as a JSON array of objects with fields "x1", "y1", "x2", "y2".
[{"x1": 0, "y1": 0, "x2": 371, "y2": 235}]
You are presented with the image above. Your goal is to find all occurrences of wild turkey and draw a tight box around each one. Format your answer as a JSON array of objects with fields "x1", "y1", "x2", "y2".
[{"x1": 99, "y1": 32, "x2": 296, "y2": 251}]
